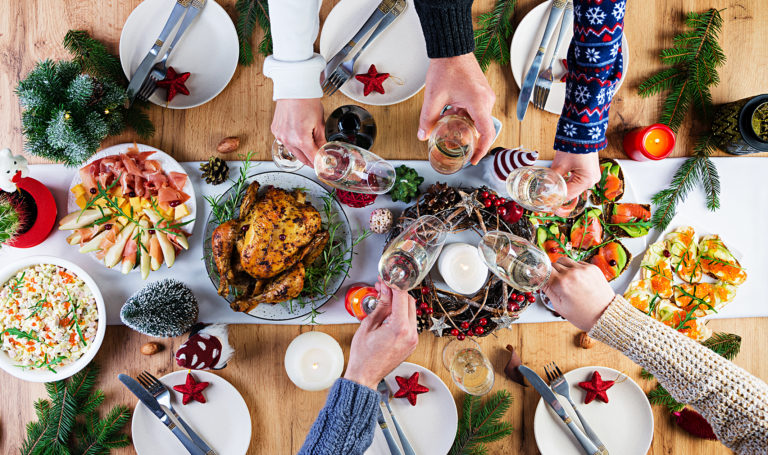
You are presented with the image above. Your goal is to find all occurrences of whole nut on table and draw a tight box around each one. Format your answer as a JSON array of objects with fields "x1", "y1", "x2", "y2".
[
  {"x1": 576, "y1": 332, "x2": 594, "y2": 349},
  {"x1": 140, "y1": 342, "x2": 163, "y2": 355},
  {"x1": 217, "y1": 136, "x2": 240, "y2": 154}
]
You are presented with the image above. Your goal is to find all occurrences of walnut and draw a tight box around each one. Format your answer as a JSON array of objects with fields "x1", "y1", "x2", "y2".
[
  {"x1": 217, "y1": 136, "x2": 240, "y2": 154},
  {"x1": 576, "y1": 332, "x2": 594, "y2": 349},
  {"x1": 141, "y1": 342, "x2": 163, "y2": 355}
]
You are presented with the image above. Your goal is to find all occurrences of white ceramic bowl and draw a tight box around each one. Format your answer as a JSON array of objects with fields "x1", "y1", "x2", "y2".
[{"x1": 0, "y1": 256, "x2": 106, "y2": 382}]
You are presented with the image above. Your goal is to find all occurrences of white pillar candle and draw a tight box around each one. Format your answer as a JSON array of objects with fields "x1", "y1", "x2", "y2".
[
  {"x1": 437, "y1": 243, "x2": 488, "y2": 295},
  {"x1": 284, "y1": 331, "x2": 344, "y2": 391}
]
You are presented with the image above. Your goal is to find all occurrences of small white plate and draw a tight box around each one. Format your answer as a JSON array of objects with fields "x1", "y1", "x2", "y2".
[
  {"x1": 510, "y1": 1, "x2": 629, "y2": 114},
  {"x1": 119, "y1": 0, "x2": 239, "y2": 109},
  {"x1": 67, "y1": 143, "x2": 197, "y2": 271},
  {"x1": 320, "y1": 0, "x2": 429, "y2": 106},
  {"x1": 534, "y1": 366, "x2": 653, "y2": 455},
  {"x1": 365, "y1": 362, "x2": 458, "y2": 455},
  {"x1": 131, "y1": 370, "x2": 252, "y2": 455}
]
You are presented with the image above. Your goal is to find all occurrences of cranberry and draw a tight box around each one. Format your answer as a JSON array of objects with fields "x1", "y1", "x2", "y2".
[
  {"x1": 663, "y1": 249, "x2": 671, "y2": 258},
  {"x1": 89, "y1": 187, "x2": 97, "y2": 195},
  {"x1": 466, "y1": 329, "x2": 474, "y2": 336},
  {"x1": 497, "y1": 198, "x2": 506, "y2": 204},
  {"x1": 608, "y1": 259, "x2": 617, "y2": 267},
  {"x1": 241, "y1": 224, "x2": 249, "y2": 232},
  {"x1": 474, "y1": 326, "x2": 485, "y2": 335},
  {"x1": 460, "y1": 321, "x2": 470, "y2": 329},
  {"x1": 489, "y1": 193, "x2": 497, "y2": 201},
  {"x1": 525, "y1": 292, "x2": 533, "y2": 297},
  {"x1": 496, "y1": 206, "x2": 507, "y2": 217},
  {"x1": 425, "y1": 307, "x2": 434, "y2": 315},
  {"x1": 104, "y1": 224, "x2": 112, "y2": 230},
  {"x1": 128, "y1": 191, "x2": 137, "y2": 198},
  {"x1": 527, "y1": 294, "x2": 536, "y2": 303},
  {"x1": 419, "y1": 302, "x2": 429, "y2": 310},
  {"x1": 421, "y1": 286, "x2": 430, "y2": 295},
  {"x1": 516, "y1": 294, "x2": 525, "y2": 302},
  {"x1": 483, "y1": 199, "x2": 493, "y2": 208},
  {"x1": 457, "y1": 333, "x2": 466, "y2": 341},
  {"x1": 478, "y1": 318, "x2": 488, "y2": 326},
  {"x1": 507, "y1": 302, "x2": 520, "y2": 312},
  {"x1": 493, "y1": 199, "x2": 503, "y2": 207},
  {"x1": 480, "y1": 191, "x2": 489, "y2": 199},
  {"x1": 148, "y1": 229, "x2": 155, "y2": 235},
  {"x1": 548, "y1": 247, "x2": 559, "y2": 253},
  {"x1": 450, "y1": 328, "x2": 460, "y2": 337},
  {"x1": 416, "y1": 309, "x2": 423, "y2": 317},
  {"x1": 279, "y1": 234, "x2": 286, "y2": 241},
  {"x1": 169, "y1": 201, "x2": 180, "y2": 208}
]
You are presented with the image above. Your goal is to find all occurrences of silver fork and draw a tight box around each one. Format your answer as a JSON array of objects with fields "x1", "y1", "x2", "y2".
[
  {"x1": 137, "y1": 371, "x2": 217, "y2": 455},
  {"x1": 545, "y1": 362, "x2": 608, "y2": 455},
  {"x1": 532, "y1": 0, "x2": 574, "y2": 110},
  {"x1": 137, "y1": 0, "x2": 206, "y2": 102},
  {"x1": 322, "y1": 0, "x2": 406, "y2": 96}
]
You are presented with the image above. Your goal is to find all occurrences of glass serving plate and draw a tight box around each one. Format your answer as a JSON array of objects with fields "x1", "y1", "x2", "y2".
[{"x1": 202, "y1": 171, "x2": 353, "y2": 321}]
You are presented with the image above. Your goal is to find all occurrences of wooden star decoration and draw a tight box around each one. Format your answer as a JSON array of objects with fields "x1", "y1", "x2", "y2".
[
  {"x1": 429, "y1": 315, "x2": 450, "y2": 337},
  {"x1": 491, "y1": 313, "x2": 515, "y2": 330}
]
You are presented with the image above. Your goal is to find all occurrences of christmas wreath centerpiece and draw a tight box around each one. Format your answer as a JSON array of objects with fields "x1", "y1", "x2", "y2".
[{"x1": 385, "y1": 182, "x2": 535, "y2": 339}]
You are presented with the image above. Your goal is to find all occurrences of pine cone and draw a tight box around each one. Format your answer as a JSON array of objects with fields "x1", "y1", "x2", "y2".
[
  {"x1": 200, "y1": 157, "x2": 229, "y2": 185},
  {"x1": 423, "y1": 183, "x2": 459, "y2": 213},
  {"x1": 416, "y1": 314, "x2": 430, "y2": 334}
]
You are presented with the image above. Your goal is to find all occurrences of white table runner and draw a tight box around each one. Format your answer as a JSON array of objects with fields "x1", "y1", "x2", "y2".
[{"x1": 2, "y1": 157, "x2": 766, "y2": 325}]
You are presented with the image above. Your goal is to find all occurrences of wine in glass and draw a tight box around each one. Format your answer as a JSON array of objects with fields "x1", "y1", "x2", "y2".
[
  {"x1": 477, "y1": 230, "x2": 551, "y2": 293},
  {"x1": 428, "y1": 114, "x2": 478, "y2": 175},
  {"x1": 442, "y1": 338, "x2": 494, "y2": 396}
]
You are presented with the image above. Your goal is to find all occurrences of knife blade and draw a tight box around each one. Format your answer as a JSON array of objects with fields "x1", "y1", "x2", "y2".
[
  {"x1": 126, "y1": 0, "x2": 192, "y2": 103},
  {"x1": 378, "y1": 380, "x2": 415, "y2": 455},
  {"x1": 518, "y1": 366, "x2": 601, "y2": 455},
  {"x1": 376, "y1": 405, "x2": 403, "y2": 455},
  {"x1": 158, "y1": 0, "x2": 206, "y2": 65},
  {"x1": 516, "y1": 0, "x2": 567, "y2": 121},
  {"x1": 119, "y1": 374, "x2": 206, "y2": 455},
  {"x1": 323, "y1": 0, "x2": 396, "y2": 80}
]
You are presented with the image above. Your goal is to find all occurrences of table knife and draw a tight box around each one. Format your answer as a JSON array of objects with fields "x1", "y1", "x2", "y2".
[
  {"x1": 323, "y1": 0, "x2": 396, "y2": 80},
  {"x1": 518, "y1": 366, "x2": 600, "y2": 455},
  {"x1": 126, "y1": 0, "x2": 192, "y2": 103},
  {"x1": 376, "y1": 405, "x2": 403, "y2": 455},
  {"x1": 118, "y1": 374, "x2": 206, "y2": 455},
  {"x1": 516, "y1": 0, "x2": 567, "y2": 121},
  {"x1": 158, "y1": 0, "x2": 206, "y2": 65},
  {"x1": 378, "y1": 380, "x2": 416, "y2": 455}
]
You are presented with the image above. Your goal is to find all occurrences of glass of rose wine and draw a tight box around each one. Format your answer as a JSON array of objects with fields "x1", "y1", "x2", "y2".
[
  {"x1": 442, "y1": 338, "x2": 494, "y2": 396},
  {"x1": 505, "y1": 166, "x2": 586, "y2": 217},
  {"x1": 477, "y1": 230, "x2": 552, "y2": 293}
]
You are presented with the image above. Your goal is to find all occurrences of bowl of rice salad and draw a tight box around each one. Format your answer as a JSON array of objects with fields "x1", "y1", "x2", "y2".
[{"x1": 0, "y1": 256, "x2": 105, "y2": 382}]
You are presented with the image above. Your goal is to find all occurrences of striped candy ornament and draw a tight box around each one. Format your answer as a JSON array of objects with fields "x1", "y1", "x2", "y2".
[{"x1": 492, "y1": 147, "x2": 539, "y2": 181}]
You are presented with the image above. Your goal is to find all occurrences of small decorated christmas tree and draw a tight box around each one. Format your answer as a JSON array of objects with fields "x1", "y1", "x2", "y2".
[{"x1": 121, "y1": 279, "x2": 199, "y2": 337}]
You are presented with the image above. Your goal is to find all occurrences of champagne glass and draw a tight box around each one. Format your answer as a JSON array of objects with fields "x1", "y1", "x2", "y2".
[
  {"x1": 428, "y1": 114, "x2": 478, "y2": 175},
  {"x1": 505, "y1": 166, "x2": 586, "y2": 217},
  {"x1": 442, "y1": 338, "x2": 494, "y2": 396},
  {"x1": 271, "y1": 140, "x2": 396, "y2": 194},
  {"x1": 477, "y1": 230, "x2": 552, "y2": 293}
]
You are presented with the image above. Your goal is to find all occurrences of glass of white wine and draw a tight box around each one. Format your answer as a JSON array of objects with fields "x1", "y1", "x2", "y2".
[
  {"x1": 378, "y1": 215, "x2": 447, "y2": 291},
  {"x1": 477, "y1": 230, "x2": 552, "y2": 292},
  {"x1": 428, "y1": 114, "x2": 478, "y2": 175},
  {"x1": 442, "y1": 338, "x2": 494, "y2": 396},
  {"x1": 505, "y1": 166, "x2": 586, "y2": 217}
]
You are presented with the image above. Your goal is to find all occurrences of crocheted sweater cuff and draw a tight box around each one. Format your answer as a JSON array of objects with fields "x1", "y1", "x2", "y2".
[{"x1": 413, "y1": 0, "x2": 475, "y2": 58}]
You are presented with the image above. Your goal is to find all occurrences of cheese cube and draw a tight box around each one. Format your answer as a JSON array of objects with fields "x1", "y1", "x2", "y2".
[
  {"x1": 130, "y1": 197, "x2": 142, "y2": 213},
  {"x1": 174, "y1": 204, "x2": 190, "y2": 220},
  {"x1": 75, "y1": 195, "x2": 87, "y2": 209},
  {"x1": 71, "y1": 184, "x2": 86, "y2": 197}
]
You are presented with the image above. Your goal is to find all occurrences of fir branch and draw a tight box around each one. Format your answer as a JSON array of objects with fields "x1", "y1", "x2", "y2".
[
  {"x1": 235, "y1": 0, "x2": 272, "y2": 65},
  {"x1": 702, "y1": 332, "x2": 741, "y2": 360},
  {"x1": 63, "y1": 30, "x2": 126, "y2": 85},
  {"x1": 648, "y1": 384, "x2": 685, "y2": 413},
  {"x1": 450, "y1": 391, "x2": 514, "y2": 455},
  {"x1": 640, "y1": 368, "x2": 654, "y2": 380},
  {"x1": 474, "y1": 0, "x2": 517, "y2": 72}
]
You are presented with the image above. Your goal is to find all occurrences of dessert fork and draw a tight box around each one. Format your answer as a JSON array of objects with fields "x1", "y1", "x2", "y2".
[
  {"x1": 532, "y1": 0, "x2": 573, "y2": 110},
  {"x1": 545, "y1": 362, "x2": 608, "y2": 455}
]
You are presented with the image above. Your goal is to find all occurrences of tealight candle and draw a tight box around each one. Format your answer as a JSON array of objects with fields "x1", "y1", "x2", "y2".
[
  {"x1": 284, "y1": 332, "x2": 344, "y2": 391},
  {"x1": 437, "y1": 243, "x2": 488, "y2": 295},
  {"x1": 623, "y1": 123, "x2": 676, "y2": 161}
]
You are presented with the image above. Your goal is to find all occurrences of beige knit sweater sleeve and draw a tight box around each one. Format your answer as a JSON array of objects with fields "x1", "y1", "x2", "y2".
[{"x1": 588, "y1": 295, "x2": 768, "y2": 454}]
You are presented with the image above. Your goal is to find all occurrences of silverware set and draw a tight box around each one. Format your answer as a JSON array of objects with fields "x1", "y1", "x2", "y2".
[
  {"x1": 518, "y1": 363, "x2": 607, "y2": 455},
  {"x1": 127, "y1": 0, "x2": 207, "y2": 104},
  {"x1": 322, "y1": 0, "x2": 406, "y2": 96},
  {"x1": 120, "y1": 371, "x2": 216, "y2": 455},
  {"x1": 517, "y1": 0, "x2": 574, "y2": 119}
]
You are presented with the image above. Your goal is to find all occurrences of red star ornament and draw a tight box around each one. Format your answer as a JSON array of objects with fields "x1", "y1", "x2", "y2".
[
  {"x1": 355, "y1": 64, "x2": 389, "y2": 96},
  {"x1": 393, "y1": 372, "x2": 429, "y2": 406},
  {"x1": 173, "y1": 372, "x2": 210, "y2": 405},
  {"x1": 578, "y1": 371, "x2": 615, "y2": 404},
  {"x1": 559, "y1": 59, "x2": 569, "y2": 83},
  {"x1": 156, "y1": 67, "x2": 190, "y2": 102}
]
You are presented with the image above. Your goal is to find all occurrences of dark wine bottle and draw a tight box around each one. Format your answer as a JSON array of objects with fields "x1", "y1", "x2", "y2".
[{"x1": 325, "y1": 105, "x2": 377, "y2": 150}]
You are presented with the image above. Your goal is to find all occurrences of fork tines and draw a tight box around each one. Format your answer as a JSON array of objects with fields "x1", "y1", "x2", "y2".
[
  {"x1": 322, "y1": 70, "x2": 344, "y2": 96},
  {"x1": 544, "y1": 361, "x2": 565, "y2": 383},
  {"x1": 137, "y1": 370, "x2": 164, "y2": 393}
]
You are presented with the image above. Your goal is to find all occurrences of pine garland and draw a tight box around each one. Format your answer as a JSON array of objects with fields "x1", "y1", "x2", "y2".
[
  {"x1": 235, "y1": 0, "x2": 272, "y2": 66},
  {"x1": 474, "y1": 0, "x2": 517, "y2": 72},
  {"x1": 638, "y1": 9, "x2": 726, "y2": 231},
  {"x1": 20, "y1": 363, "x2": 131, "y2": 455},
  {"x1": 450, "y1": 390, "x2": 514, "y2": 455}
]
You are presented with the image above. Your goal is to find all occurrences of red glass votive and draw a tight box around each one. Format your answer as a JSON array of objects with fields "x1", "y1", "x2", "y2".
[{"x1": 623, "y1": 123, "x2": 676, "y2": 161}]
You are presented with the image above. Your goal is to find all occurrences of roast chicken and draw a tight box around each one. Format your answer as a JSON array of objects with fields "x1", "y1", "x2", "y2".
[{"x1": 211, "y1": 182, "x2": 328, "y2": 312}]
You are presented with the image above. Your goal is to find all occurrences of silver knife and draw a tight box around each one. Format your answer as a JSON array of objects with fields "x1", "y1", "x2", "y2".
[
  {"x1": 378, "y1": 380, "x2": 416, "y2": 455},
  {"x1": 338, "y1": 0, "x2": 405, "y2": 68},
  {"x1": 323, "y1": 0, "x2": 397, "y2": 80},
  {"x1": 119, "y1": 374, "x2": 206, "y2": 455},
  {"x1": 518, "y1": 366, "x2": 601, "y2": 455},
  {"x1": 158, "y1": 0, "x2": 206, "y2": 66},
  {"x1": 516, "y1": 0, "x2": 567, "y2": 121},
  {"x1": 376, "y1": 406, "x2": 403, "y2": 455},
  {"x1": 126, "y1": 0, "x2": 192, "y2": 103}
]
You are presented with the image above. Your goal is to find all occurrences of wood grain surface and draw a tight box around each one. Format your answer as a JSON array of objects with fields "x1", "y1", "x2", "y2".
[{"x1": 0, "y1": 0, "x2": 766, "y2": 454}]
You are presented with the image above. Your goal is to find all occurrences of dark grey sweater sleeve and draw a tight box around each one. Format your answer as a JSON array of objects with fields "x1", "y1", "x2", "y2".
[{"x1": 413, "y1": 0, "x2": 475, "y2": 58}]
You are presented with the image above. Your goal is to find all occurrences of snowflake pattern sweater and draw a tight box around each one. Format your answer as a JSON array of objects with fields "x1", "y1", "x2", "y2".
[{"x1": 554, "y1": 0, "x2": 627, "y2": 154}]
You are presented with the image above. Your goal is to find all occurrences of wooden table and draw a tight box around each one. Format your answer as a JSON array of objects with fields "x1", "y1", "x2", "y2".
[{"x1": 1, "y1": 1, "x2": 766, "y2": 454}]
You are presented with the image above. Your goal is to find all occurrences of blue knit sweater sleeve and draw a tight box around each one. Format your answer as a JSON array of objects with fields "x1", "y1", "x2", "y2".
[
  {"x1": 299, "y1": 378, "x2": 379, "y2": 455},
  {"x1": 554, "y1": 0, "x2": 626, "y2": 154}
]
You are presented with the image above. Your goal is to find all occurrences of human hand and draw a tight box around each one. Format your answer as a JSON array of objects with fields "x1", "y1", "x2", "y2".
[
  {"x1": 343, "y1": 279, "x2": 419, "y2": 390},
  {"x1": 550, "y1": 151, "x2": 601, "y2": 200},
  {"x1": 418, "y1": 54, "x2": 496, "y2": 165},
  {"x1": 542, "y1": 257, "x2": 616, "y2": 332},
  {"x1": 271, "y1": 98, "x2": 325, "y2": 167}
]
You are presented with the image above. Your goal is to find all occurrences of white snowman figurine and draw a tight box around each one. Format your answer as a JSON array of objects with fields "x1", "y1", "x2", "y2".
[{"x1": 0, "y1": 148, "x2": 29, "y2": 192}]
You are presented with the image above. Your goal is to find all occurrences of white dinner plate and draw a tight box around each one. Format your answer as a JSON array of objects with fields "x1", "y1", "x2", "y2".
[
  {"x1": 320, "y1": 0, "x2": 429, "y2": 106},
  {"x1": 365, "y1": 362, "x2": 458, "y2": 455},
  {"x1": 131, "y1": 370, "x2": 252, "y2": 455},
  {"x1": 67, "y1": 143, "x2": 197, "y2": 271},
  {"x1": 534, "y1": 366, "x2": 653, "y2": 455},
  {"x1": 119, "y1": 0, "x2": 239, "y2": 109},
  {"x1": 510, "y1": 0, "x2": 629, "y2": 114}
]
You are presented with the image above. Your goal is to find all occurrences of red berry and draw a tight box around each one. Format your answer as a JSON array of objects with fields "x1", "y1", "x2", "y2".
[
  {"x1": 508, "y1": 302, "x2": 520, "y2": 312},
  {"x1": 496, "y1": 206, "x2": 507, "y2": 216},
  {"x1": 460, "y1": 321, "x2": 470, "y2": 329},
  {"x1": 474, "y1": 326, "x2": 485, "y2": 335},
  {"x1": 457, "y1": 333, "x2": 466, "y2": 341},
  {"x1": 421, "y1": 286, "x2": 430, "y2": 295},
  {"x1": 548, "y1": 247, "x2": 559, "y2": 253},
  {"x1": 478, "y1": 318, "x2": 488, "y2": 326},
  {"x1": 416, "y1": 309, "x2": 422, "y2": 316},
  {"x1": 525, "y1": 292, "x2": 533, "y2": 297},
  {"x1": 425, "y1": 307, "x2": 434, "y2": 315},
  {"x1": 663, "y1": 249, "x2": 671, "y2": 258},
  {"x1": 527, "y1": 294, "x2": 536, "y2": 303},
  {"x1": 483, "y1": 199, "x2": 493, "y2": 208},
  {"x1": 608, "y1": 259, "x2": 617, "y2": 267},
  {"x1": 493, "y1": 199, "x2": 503, "y2": 207},
  {"x1": 480, "y1": 191, "x2": 489, "y2": 199},
  {"x1": 450, "y1": 328, "x2": 460, "y2": 336},
  {"x1": 497, "y1": 197, "x2": 506, "y2": 204},
  {"x1": 516, "y1": 294, "x2": 525, "y2": 302},
  {"x1": 419, "y1": 302, "x2": 429, "y2": 310},
  {"x1": 466, "y1": 329, "x2": 474, "y2": 336},
  {"x1": 489, "y1": 193, "x2": 497, "y2": 201}
]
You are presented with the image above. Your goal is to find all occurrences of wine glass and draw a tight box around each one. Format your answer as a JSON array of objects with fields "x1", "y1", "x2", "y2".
[
  {"x1": 272, "y1": 140, "x2": 396, "y2": 194},
  {"x1": 477, "y1": 230, "x2": 552, "y2": 293},
  {"x1": 442, "y1": 338, "x2": 494, "y2": 396},
  {"x1": 505, "y1": 166, "x2": 586, "y2": 217},
  {"x1": 428, "y1": 114, "x2": 478, "y2": 175}
]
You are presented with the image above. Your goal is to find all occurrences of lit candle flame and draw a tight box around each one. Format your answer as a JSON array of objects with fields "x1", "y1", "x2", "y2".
[
  {"x1": 312, "y1": 362, "x2": 319, "y2": 370},
  {"x1": 654, "y1": 138, "x2": 660, "y2": 144}
]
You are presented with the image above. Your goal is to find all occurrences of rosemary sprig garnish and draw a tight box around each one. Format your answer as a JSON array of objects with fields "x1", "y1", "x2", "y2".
[
  {"x1": 204, "y1": 151, "x2": 257, "y2": 225},
  {"x1": 10, "y1": 271, "x2": 26, "y2": 296},
  {"x1": 699, "y1": 254, "x2": 743, "y2": 270},
  {"x1": 25, "y1": 294, "x2": 47, "y2": 320},
  {"x1": 65, "y1": 289, "x2": 86, "y2": 346},
  {"x1": 647, "y1": 294, "x2": 660, "y2": 317},
  {"x1": 2, "y1": 327, "x2": 40, "y2": 342}
]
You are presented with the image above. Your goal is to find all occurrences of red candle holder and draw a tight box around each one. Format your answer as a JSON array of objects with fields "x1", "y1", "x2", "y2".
[
  {"x1": 6, "y1": 173, "x2": 57, "y2": 248},
  {"x1": 623, "y1": 123, "x2": 676, "y2": 161}
]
